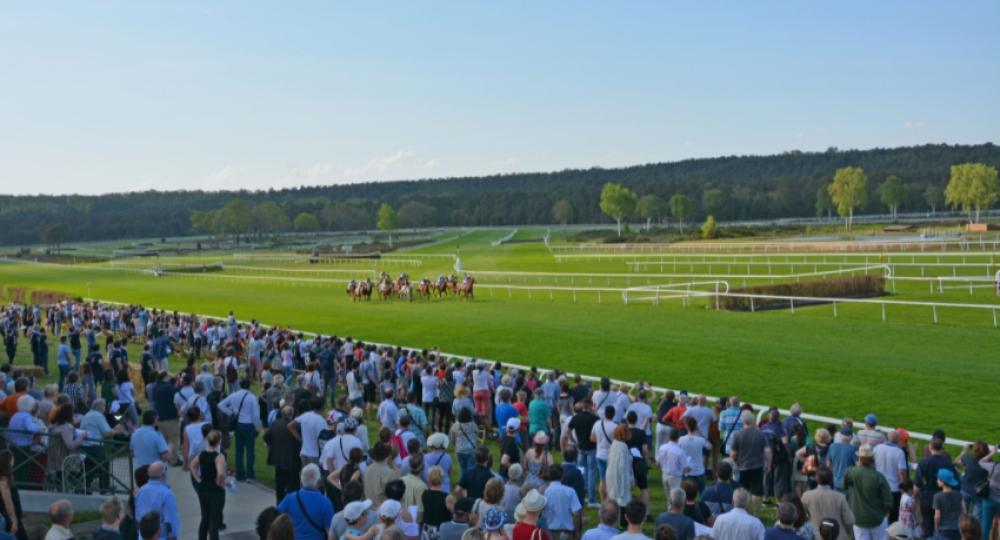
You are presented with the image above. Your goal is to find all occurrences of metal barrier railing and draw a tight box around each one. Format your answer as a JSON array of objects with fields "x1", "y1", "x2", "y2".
[{"x1": 0, "y1": 428, "x2": 133, "y2": 495}]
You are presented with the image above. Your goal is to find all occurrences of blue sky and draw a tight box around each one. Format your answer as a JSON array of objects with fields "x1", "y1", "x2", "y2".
[{"x1": 1, "y1": 1, "x2": 997, "y2": 195}]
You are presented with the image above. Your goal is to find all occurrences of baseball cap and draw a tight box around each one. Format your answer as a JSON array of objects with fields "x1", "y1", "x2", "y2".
[
  {"x1": 343, "y1": 500, "x2": 372, "y2": 522},
  {"x1": 506, "y1": 418, "x2": 521, "y2": 431},
  {"x1": 937, "y1": 468, "x2": 959, "y2": 488},
  {"x1": 864, "y1": 413, "x2": 878, "y2": 426},
  {"x1": 379, "y1": 500, "x2": 402, "y2": 519}
]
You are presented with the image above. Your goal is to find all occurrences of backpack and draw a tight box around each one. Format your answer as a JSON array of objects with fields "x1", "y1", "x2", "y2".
[
  {"x1": 225, "y1": 360, "x2": 238, "y2": 384},
  {"x1": 390, "y1": 432, "x2": 409, "y2": 459}
]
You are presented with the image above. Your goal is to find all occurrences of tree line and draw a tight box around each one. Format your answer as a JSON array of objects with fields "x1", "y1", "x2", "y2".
[{"x1": 1, "y1": 143, "x2": 999, "y2": 246}]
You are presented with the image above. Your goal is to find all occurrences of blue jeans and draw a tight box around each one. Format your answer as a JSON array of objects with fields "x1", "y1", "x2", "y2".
[
  {"x1": 981, "y1": 497, "x2": 999, "y2": 539},
  {"x1": 58, "y1": 364, "x2": 70, "y2": 392},
  {"x1": 578, "y1": 449, "x2": 598, "y2": 503},
  {"x1": 457, "y1": 451, "x2": 474, "y2": 474},
  {"x1": 234, "y1": 423, "x2": 257, "y2": 480},
  {"x1": 72, "y1": 349, "x2": 82, "y2": 370}
]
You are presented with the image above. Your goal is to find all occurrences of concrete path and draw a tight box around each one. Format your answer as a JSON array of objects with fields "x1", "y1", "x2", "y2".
[{"x1": 166, "y1": 469, "x2": 275, "y2": 540}]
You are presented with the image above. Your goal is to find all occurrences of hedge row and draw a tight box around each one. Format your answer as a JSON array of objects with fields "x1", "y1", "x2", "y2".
[{"x1": 719, "y1": 275, "x2": 885, "y2": 311}]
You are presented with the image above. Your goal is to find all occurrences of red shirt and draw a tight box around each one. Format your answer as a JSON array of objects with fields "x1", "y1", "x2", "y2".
[
  {"x1": 663, "y1": 403, "x2": 687, "y2": 430},
  {"x1": 512, "y1": 522, "x2": 550, "y2": 540}
]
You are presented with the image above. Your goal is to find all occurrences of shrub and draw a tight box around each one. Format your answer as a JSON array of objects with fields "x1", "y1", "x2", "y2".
[{"x1": 719, "y1": 275, "x2": 885, "y2": 311}]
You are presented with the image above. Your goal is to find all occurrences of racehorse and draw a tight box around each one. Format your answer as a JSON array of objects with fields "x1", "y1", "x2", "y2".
[
  {"x1": 459, "y1": 275, "x2": 475, "y2": 301},
  {"x1": 396, "y1": 274, "x2": 412, "y2": 302},
  {"x1": 417, "y1": 278, "x2": 432, "y2": 300},
  {"x1": 446, "y1": 275, "x2": 459, "y2": 295},
  {"x1": 351, "y1": 279, "x2": 372, "y2": 302},
  {"x1": 434, "y1": 276, "x2": 449, "y2": 297},
  {"x1": 346, "y1": 279, "x2": 358, "y2": 299},
  {"x1": 377, "y1": 276, "x2": 394, "y2": 301}
]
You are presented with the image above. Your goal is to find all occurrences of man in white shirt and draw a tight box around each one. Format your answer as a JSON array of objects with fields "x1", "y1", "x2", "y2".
[
  {"x1": 872, "y1": 429, "x2": 908, "y2": 522},
  {"x1": 378, "y1": 388, "x2": 400, "y2": 431},
  {"x1": 626, "y1": 390, "x2": 653, "y2": 439},
  {"x1": 180, "y1": 382, "x2": 212, "y2": 425},
  {"x1": 321, "y1": 417, "x2": 364, "y2": 473},
  {"x1": 711, "y1": 488, "x2": 765, "y2": 540},
  {"x1": 590, "y1": 405, "x2": 617, "y2": 502},
  {"x1": 218, "y1": 379, "x2": 261, "y2": 481},
  {"x1": 656, "y1": 427, "x2": 690, "y2": 495},
  {"x1": 288, "y1": 397, "x2": 328, "y2": 467}
]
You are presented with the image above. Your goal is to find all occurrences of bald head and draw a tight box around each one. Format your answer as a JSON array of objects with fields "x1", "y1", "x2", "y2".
[
  {"x1": 49, "y1": 499, "x2": 74, "y2": 527},
  {"x1": 148, "y1": 461, "x2": 166, "y2": 480}
]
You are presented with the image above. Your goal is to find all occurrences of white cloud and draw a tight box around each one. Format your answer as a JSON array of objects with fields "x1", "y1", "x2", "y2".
[
  {"x1": 277, "y1": 150, "x2": 441, "y2": 188},
  {"x1": 204, "y1": 165, "x2": 239, "y2": 190},
  {"x1": 903, "y1": 120, "x2": 926, "y2": 129}
]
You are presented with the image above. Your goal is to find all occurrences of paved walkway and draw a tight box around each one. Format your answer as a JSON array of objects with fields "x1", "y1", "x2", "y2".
[{"x1": 167, "y1": 469, "x2": 275, "y2": 540}]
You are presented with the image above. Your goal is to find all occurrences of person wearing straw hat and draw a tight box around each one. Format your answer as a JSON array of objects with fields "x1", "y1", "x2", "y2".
[
  {"x1": 843, "y1": 445, "x2": 892, "y2": 540},
  {"x1": 511, "y1": 490, "x2": 549, "y2": 540}
]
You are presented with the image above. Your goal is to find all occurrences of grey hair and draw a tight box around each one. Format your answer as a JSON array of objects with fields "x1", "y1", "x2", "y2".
[
  {"x1": 49, "y1": 499, "x2": 73, "y2": 525},
  {"x1": 281, "y1": 406, "x2": 294, "y2": 419},
  {"x1": 789, "y1": 403, "x2": 802, "y2": 416},
  {"x1": 887, "y1": 429, "x2": 900, "y2": 443},
  {"x1": 732, "y1": 488, "x2": 751, "y2": 509},
  {"x1": 669, "y1": 487, "x2": 686, "y2": 508},
  {"x1": 212, "y1": 376, "x2": 224, "y2": 390},
  {"x1": 599, "y1": 501, "x2": 619, "y2": 525},
  {"x1": 16, "y1": 394, "x2": 36, "y2": 413},
  {"x1": 91, "y1": 398, "x2": 107, "y2": 412},
  {"x1": 678, "y1": 394, "x2": 689, "y2": 405},
  {"x1": 300, "y1": 463, "x2": 322, "y2": 488},
  {"x1": 43, "y1": 384, "x2": 58, "y2": 398},
  {"x1": 777, "y1": 502, "x2": 798, "y2": 525},
  {"x1": 740, "y1": 410, "x2": 755, "y2": 426}
]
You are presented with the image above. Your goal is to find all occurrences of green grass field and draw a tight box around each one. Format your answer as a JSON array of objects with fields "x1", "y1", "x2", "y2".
[{"x1": 3, "y1": 228, "x2": 999, "y2": 441}]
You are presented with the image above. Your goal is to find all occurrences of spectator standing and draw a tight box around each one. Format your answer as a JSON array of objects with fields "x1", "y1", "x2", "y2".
[
  {"x1": 567, "y1": 399, "x2": 600, "y2": 505},
  {"x1": 263, "y1": 406, "x2": 301, "y2": 503},
  {"x1": 542, "y1": 464, "x2": 583, "y2": 538},
  {"x1": 915, "y1": 438, "x2": 958, "y2": 538},
  {"x1": 93, "y1": 497, "x2": 124, "y2": 540},
  {"x1": 710, "y1": 488, "x2": 765, "y2": 540},
  {"x1": 730, "y1": 410, "x2": 771, "y2": 512},
  {"x1": 933, "y1": 468, "x2": 963, "y2": 540},
  {"x1": 276, "y1": 464, "x2": 334, "y2": 540},
  {"x1": 219, "y1": 379, "x2": 261, "y2": 481},
  {"x1": 763, "y1": 502, "x2": 804, "y2": 540},
  {"x1": 678, "y1": 417, "x2": 711, "y2": 494},
  {"x1": 44, "y1": 500, "x2": 74, "y2": 540},
  {"x1": 581, "y1": 501, "x2": 620, "y2": 540},
  {"x1": 131, "y1": 411, "x2": 170, "y2": 471},
  {"x1": 872, "y1": 430, "x2": 908, "y2": 522},
  {"x1": 288, "y1": 397, "x2": 327, "y2": 468},
  {"x1": 438, "y1": 497, "x2": 473, "y2": 540},
  {"x1": 135, "y1": 462, "x2": 181, "y2": 540},
  {"x1": 800, "y1": 467, "x2": 853, "y2": 540},
  {"x1": 655, "y1": 488, "x2": 695, "y2": 540},
  {"x1": 512, "y1": 490, "x2": 550, "y2": 540},
  {"x1": 191, "y1": 431, "x2": 227, "y2": 540},
  {"x1": 609, "y1": 500, "x2": 650, "y2": 540},
  {"x1": 363, "y1": 443, "x2": 400, "y2": 507}
]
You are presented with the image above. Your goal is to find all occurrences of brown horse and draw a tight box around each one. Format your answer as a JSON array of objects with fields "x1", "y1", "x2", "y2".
[
  {"x1": 417, "y1": 279, "x2": 432, "y2": 300},
  {"x1": 434, "y1": 276, "x2": 449, "y2": 297},
  {"x1": 459, "y1": 276, "x2": 475, "y2": 300},
  {"x1": 351, "y1": 280, "x2": 372, "y2": 302},
  {"x1": 446, "y1": 275, "x2": 459, "y2": 295},
  {"x1": 377, "y1": 277, "x2": 393, "y2": 301}
]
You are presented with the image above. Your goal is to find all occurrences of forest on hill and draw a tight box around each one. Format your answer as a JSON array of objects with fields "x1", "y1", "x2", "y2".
[{"x1": 1, "y1": 143, "x2": 998, "y2": 246}]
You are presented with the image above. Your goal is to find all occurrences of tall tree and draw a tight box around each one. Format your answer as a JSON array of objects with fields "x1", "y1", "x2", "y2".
[
  {"x1": 815, "y1": 184, "x2": 834, "y2": 218},
  {"x1": 700, "y1": 215, "x2": 717, "y2": 239},
  {"x1": 551, "y1": 199, "x2": 573, "y2": 225},
  {"x1": 42, "y1": 223, "x2": 67, "y2": 251},
  {"x1": 828, "y1": 166, "x2": 868, "y2": 231},
  {"x1": 923, "y1": 185, "x2": 943, "y2": 215},
  {"x1": 701, "y1": 188, "x2": 729, "y2": 218},
  {"x1": 599, "y1": 183, "x2": 637, "y2": 236},
  {"x1": 946, "y1": 163, "x2": 999, "y2": 223},
  {"x1": 221, "y1": 198, "x2": 252, "y2": 246},
  {"x1": 397, "y1": 201, "x2": 436, "y2": 229},
  {"x1": 877, "y1": 175, "x2": 907, "y2": 220},
  {"x1": 636, "y1": 194, "x2": 665, "y2": 231},
  {"x1": 668, "y1": 193, "x2": 693, "y2": 232},
  {"x1": 376, "y1": 203, "x2": 399, "y2": 247},
  {"x1": 293, "y1": 212, "x2": 319, "y2": 232},
  {"x1": 252, "y1": 202, "x2": 290, "y2": 237},
  {"x1": 322, "y1": 200, "x2": 371, "y2": 231}
]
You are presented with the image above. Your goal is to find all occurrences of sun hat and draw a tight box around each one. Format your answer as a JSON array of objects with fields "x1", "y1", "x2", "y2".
[
  {"x1": 505, "y1": 418, "x2": 521, "y2": 432},
  {"x1": 533, "y1": 431, "x2": 550, "y2": 445},
  {"x1": 886, "y1": 521, "x2": 913, "y2": 539},
  {"x1": 343, "y1": 500, "x2": 372, "y2": 522},
  {"x1": 427, "y1": 432, "x2": 449, "y2": 450},
  {"x1": 864, "y1": 413, "x2": 878, "y2": 426},
  {"x1": 937, "y1": 468, "x2": 959, "y2": 487},
  {"x1": 522, "y1": 489, "x2": 547, "y2": 512},
  {"x1": 350, "y1": 407, "x2": 364, "y2": 420},
  {"x1": 858, "y1": 444, "x2": 875, "y2": 458},
  {"x1": 341, "y1": 417, "x2": 359, "y2": 431},
  {"x1": 379, "y1": 500, "x2": 402, "y2": 519},
  {"x1": 482, "y1": 508, "x2": 505, "y2": 531}
]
